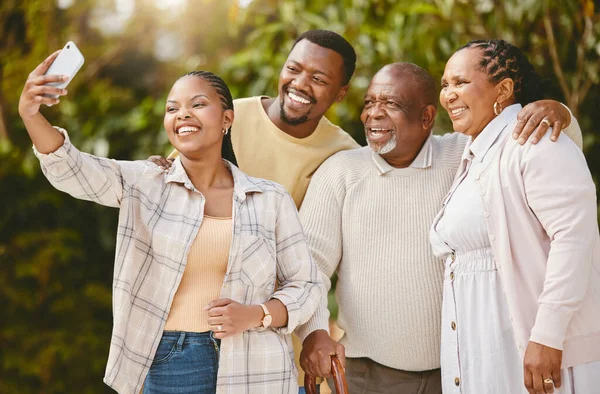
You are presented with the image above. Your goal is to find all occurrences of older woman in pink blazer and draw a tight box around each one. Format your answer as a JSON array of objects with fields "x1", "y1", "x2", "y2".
[{"x1": 430, "y1": 39, "x2": 600, "y2": 394}]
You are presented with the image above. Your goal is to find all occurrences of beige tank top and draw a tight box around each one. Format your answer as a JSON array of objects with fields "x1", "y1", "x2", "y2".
[{"x1": 164, "y1": 216, "x2": 232, "y2": 332}]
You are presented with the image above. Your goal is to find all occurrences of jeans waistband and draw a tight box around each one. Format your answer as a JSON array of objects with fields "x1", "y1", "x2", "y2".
[{"x1": 161, "y1": 331, "x2": 220, "y2": 348}]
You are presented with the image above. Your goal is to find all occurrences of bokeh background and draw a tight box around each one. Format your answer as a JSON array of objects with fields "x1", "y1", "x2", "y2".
[{"x1": 1, "y1": 0, "x2": 599, "y2": 392}]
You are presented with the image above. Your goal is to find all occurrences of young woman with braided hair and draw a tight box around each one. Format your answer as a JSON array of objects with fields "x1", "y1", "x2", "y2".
[
  {"x1": 430, "y1": 39, "x2": 600, "y2": 394},
  {"x1": 19, "y1": 51, "x2": 323, "y2": 394}
]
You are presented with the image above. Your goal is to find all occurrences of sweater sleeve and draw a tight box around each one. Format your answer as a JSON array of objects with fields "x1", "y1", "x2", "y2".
[
  {"x1": 295, "y1": 155, "x2": 346, "y2": 341},
  {"x1": 522, "y1": 131, "x2": 597, "y2": 350},
  {"x1": 560, "y1": 105, "x2": 583, "y2": 150}
]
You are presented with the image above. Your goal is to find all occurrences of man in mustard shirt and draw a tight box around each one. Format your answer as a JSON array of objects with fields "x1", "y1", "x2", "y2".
[{"x1": 150, "y1": 29, "x2": 360, "y2": 392}]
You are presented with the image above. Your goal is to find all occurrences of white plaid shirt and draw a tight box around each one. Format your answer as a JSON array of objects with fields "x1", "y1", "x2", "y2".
[{"x1": 34, "y1": 128, "x2": 323, "y2": 394}]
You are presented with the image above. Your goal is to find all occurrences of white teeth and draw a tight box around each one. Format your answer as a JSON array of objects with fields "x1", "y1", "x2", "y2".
[
  {"x1": 288, "y1": 92, "x2": 310, "y2": 105},
  {"x1": 451, "y1": 107, "x2": 467, "y2": 115},
  {"x1": 177, "y1": 126, "x2": 200, "y2": 134},
  {"x1": 369, "y1": 128, "x2": 391, "y2": 135}
]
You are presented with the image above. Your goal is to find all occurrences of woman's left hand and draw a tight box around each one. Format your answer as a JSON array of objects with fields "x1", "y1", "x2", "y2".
[
  {"x1": 206, "y1": 298, "x2": 263, "y2": 339},
  {"x1": 523, "y1": 341, "x2": 563, "y2": 394},
  {"x1": 513, "y1": 100, "x2": 571, "y2": 145}
]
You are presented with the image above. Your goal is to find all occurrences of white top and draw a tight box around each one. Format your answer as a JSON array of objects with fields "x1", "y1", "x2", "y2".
[{"x1": 434, "y1": 110, "x2": 509, "y2": 248}]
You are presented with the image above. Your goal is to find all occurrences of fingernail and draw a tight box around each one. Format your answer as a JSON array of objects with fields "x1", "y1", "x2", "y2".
[
  {"x1": 531, "y1": 138, "x2": 538, "y2": 144},
  {"x1": 551, "y1": 136, "x2": 557, "y2": 141},
  {"x1": 513, "y1": 133, "x2": 519, "y2": 139},
  {"x1": 62, "y1": 89, "x2": 67, "y2": 95},
  {"x1": 518, "y1": 138, "x2": 525, "y2": 144},
  {"x1": 63, "y1": 76, "x2": 69, "y2": 81},
  {"x1": 203, "y1": 305, "x2": 210, "y2": 310}
]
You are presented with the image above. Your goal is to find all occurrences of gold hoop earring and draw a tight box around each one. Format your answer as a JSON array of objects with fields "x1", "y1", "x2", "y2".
[{"x1": 493, "y1": 102, "x2": 502, "y2": 116}]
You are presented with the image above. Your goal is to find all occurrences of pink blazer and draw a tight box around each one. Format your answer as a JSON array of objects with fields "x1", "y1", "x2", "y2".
[{"x1": 473, "y1": 105, "x2": 600, "y2": 368}]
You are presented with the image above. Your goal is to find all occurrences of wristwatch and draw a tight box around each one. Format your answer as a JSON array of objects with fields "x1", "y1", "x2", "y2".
[{"x1": 259, "y1": 303, "x2": 272, "y2": 328}]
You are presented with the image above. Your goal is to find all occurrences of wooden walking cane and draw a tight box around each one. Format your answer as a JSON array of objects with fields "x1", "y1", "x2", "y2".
[{"x1": 304, "y1": 355, "x2": 349, "y2": 394}]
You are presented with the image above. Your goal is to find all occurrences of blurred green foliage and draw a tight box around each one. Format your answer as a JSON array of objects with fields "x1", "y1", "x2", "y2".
[{"x1": 1, "y1": 0, "x2": 598, "y2": 392}]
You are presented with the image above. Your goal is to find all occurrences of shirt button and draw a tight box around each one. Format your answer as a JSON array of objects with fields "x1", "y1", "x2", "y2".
[
  {"x1": 455, "y1": 377, "x2": 460, "y2": 386},
  {"x1": 490, "y1": 235, "x2": 496, "y2": 241},
  {"x1": 450, "y1": 272, "x2": 455, "y2": 281},
  {"x1": 451, "y1": 321, "x2": 457, "y2": 330},
  {"x1": 480, "y1": 190, "x2": 486, "y2": 196},
  {"x1": 483, "y1": 212, "x2": 490, "y2": 218}
]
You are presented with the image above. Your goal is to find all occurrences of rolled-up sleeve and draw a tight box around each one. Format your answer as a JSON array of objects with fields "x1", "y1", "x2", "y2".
[
  {"x1": 270, "y1": 192, "x2": 323, "y2": 335},
  {"x1": 33, "y1": 127, "x2": 151, "y2": 208}
]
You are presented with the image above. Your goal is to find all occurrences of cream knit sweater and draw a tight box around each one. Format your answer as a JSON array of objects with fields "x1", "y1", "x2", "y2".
[{"x1": 297, "y1": 133, "x2": 466, "y2": 371}]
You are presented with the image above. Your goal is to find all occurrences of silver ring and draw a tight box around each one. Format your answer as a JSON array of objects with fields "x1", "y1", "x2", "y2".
[
  {"x1": 541, "y1": 118, "x2": 551, "y2": 127},
  {"x1": 217, "y1": 325, "x2": 223, "y2": 332}
]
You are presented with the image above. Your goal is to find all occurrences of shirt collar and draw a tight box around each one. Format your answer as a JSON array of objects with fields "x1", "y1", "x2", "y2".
[
  {"x1": 371, "y1": 134, "x2": 433, "y2": 175},
  {"x1": 465, "y1": 103, "x2": 522, "y2": 163},
  {"x1": 165, "y1": 157, "x2": 263, "y2": 201}
]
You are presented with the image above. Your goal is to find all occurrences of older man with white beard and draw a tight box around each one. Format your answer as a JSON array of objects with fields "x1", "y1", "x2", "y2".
[{"x1": 295, "y1": 62, "x2": 581, "y2": 394}]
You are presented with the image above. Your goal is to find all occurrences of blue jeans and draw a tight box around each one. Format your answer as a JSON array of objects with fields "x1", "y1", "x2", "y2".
[
  {"x1": 298, "y1": 384, "x2": 320, "y2": 394},
  {"x1": 143, "y1": 331, "x2": 220, "y2": 394}
]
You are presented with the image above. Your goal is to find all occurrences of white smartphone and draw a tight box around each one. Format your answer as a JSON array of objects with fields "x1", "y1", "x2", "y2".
[{"x1": 44, "y1": 41, "x2": 85, "y2": 98}]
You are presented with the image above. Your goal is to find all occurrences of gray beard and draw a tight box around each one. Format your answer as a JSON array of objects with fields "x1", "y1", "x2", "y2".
[{"x1": 367, "y1": 132, "x2": 397, "y2": 155}]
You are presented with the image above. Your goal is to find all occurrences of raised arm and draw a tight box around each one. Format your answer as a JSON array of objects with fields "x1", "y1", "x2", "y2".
[
  {"x1": 20, "y1": 51, "x2": 151, "y2": 208},
  {"x1": 19, "y1": 51, "x2": 69, "y2": 153}
]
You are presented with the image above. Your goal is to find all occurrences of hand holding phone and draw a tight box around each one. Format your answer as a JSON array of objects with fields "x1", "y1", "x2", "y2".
[
  {"x1": 43, "y1": 41, "x2": 85, "y2": 98},
  {"x1": 19, "y1": 42, "x2": 84, "y2": 117}
]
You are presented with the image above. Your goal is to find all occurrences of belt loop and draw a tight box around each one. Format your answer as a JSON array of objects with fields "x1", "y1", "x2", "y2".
[
  {"x1": 209, "y1": 331, "x2": 220, "y2": 351},
  {"x1": 177, "y1": 331, "x2": 186, "y2": 351}
]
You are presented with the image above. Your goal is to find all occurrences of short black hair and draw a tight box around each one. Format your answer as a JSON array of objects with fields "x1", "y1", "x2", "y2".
[
  {"x1": 458, "y1": 39, "x2": 545, "y2": 106},
  {"x1": 291, "y1": 30, "x2": 356, "y2": 86}
]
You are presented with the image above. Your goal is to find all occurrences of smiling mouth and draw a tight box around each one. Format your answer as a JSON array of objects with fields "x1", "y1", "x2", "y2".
[
  {"x1": 367, "y1": 127, "x2": 393, "y2": 136},
  {"x1": 288, "y1": 91, "x2": 311, "y2": 105},
  {"x1": 449, "y1": 107, "x2": 467, "y2": 118},
  {"x1": 366, "y1": 127, "x2": 394, "y2": 142},
  {"x1": 176, "y1": 126, "x2": 201, "y2": 135}
]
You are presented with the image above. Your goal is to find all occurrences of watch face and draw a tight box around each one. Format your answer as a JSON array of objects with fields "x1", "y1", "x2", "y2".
[{"x1": 263, "y1": 314, "x2": 273, "y2": 328}]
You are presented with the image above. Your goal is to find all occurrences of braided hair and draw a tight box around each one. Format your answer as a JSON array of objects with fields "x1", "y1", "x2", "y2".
[
  {"x1": 184, "y1": 71, "x2": 237, "y2": 166},
  {"x1": 458, "y1": 39, "x2": 545, "y2": 106}
]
